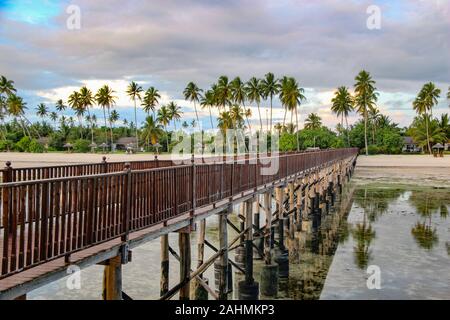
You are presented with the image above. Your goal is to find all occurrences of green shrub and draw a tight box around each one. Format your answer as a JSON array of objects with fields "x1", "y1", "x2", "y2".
[
  {"x1": 279, "y1": 133, "x2": 298, "y2": 151},
  {"x1": 28, "y1": 139, "x2": 45, "y2": 153},
  {"x1": 0, "y1": 140, "x2": 14, "y2": 151},
  {"x1": 73, "y1": 139, "x2": 91, "y2": 153},
  {"x1": 367, "y1": 145, "x2": 379, "y2": 155},
  {"x1": 15, "y1": 136, "x2": 32, "y2": 152}
]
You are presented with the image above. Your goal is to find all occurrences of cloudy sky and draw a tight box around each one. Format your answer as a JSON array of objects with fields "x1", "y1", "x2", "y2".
[{"x1": 0, "y1": 0, "x2": 449, "y2": 129}]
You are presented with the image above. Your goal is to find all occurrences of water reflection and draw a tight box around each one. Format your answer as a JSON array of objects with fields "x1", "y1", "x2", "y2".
[
  {"x1": 28, "y1": 182, "x2": 450, "y2": 300},
  {"x1": 321, "y1": 184, "x2": 450, "y2": 300},
  {"x1": 408, "y1": 190, "x2": 449, "y2": 251},
  {"x1": 351, "y1": 220, "x2": 375, "y2": 269}
]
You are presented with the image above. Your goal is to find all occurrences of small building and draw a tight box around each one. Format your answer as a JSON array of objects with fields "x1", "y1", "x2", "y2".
[
  {"x1": 402, "y1": 137, "x2": 422, "y2": 153},
  {"x1": 445, "y1": 140, "x2": 450, "y2": 152},
  {"x1": 115, "y1": 137, "x2": 138, "y2": 151}
]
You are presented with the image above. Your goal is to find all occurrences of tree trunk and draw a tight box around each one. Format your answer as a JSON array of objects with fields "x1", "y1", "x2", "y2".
[
  {"x1": 23, "y1": 116, "x2": 40, "y2": 139},
  {"x1": 102, "y1": 107, "x2": 108, "y2": 147},
  {"x1": 134, "y1": 99, "x2": 139, "y2": 150},
  {"x1": 194, "y1": 101, "x2": 199, "y2": 128},
  {"x1": 295, "y1": 107, "x2": 300, "y2": 151},
  {"x1": 270, "y1": 96, "x2": 273, "y2": 133},
  {"x1": 209, "y1": 106, "x2": 214, "y2": 130},
  {"x1": 425, "y1": 113, "x2": 431, "y2": 155},
  {"x1": 86, "y1": 106, "x2": 95, "y2": 148},
  {"x1": 107, "y1": 107, "x2": 113, "y2": 151},
  {"x1": 345, "y1": 116, "x2": 350, "y2": 146},
  {"x1": 257, "y1": 101, "x2": 263, "y2": 133},
  {"x1": 282, "y1": 107, "x2": 287, "y2": 127},
  {"x1": 364, "y1": 108, "x2": 368, "y2": 156}
]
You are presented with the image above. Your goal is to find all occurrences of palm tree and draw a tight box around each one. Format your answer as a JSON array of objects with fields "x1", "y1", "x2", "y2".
[
  {"x1": 438, "y1": 113, "x2": 450, "y2": 139},
  {"x1": 229, "y1": 105, "x2": 245, "y2": 130},
  {"x1": 245, "y1": 77, "x2": 263, "y2": 132},
  {"x1": 331, "y1": 86, "x2": 354, "y2": 146},
  {"x1": 304, "y1": 113, "x2": 322, "y2": 130},
  {"x1": 79, "y1": 86, "x2": 96, "y2": 146},
  {"x1": 368, "y1": 107, "x2": 381, "y2": 144},
  {"x1": 142, "y1": 87, "x2": 161, "y2": 119},
  {"x1": 0, "y1": 76, "x2": 16, "y2": 97},
  {"x1": 36, "y1": 103, "x2": 48, "y2": 119},
  {"x1": 7, "y1": 94, "x2": 31, "y2": 137},
  {"x1": 354, "y1": 70, "x2": 378, "y2": 156},
  {"x1": 0, "y1": 75, "x2": 16, "y2": 137},
  {"x1": 413, "y1": 82, "x2": 441, "y2": 154},
  {"x1": 167, "y1": 101, "x2": 182, "y2": 130},
  {"x1": 261, "y1": 72, "x2": 280, "y2": 133},
  {"x1": 447, "y1": 87, "x2": 450, "y2": 108},
  {"x1": 126, "y1": 81, "x2": 143, "y2": 149},
  {"x1": 68, "y1": 91, "x2": 84, "y2": 138},
  {"x1": 200, "y1": 90, "x2": 215, "y2": 130},
  {"x1": 141, "y1": 115, "x2": 164, "y2": 147},
  {"x1": 217, "y1": 111, "x2": 233, "y2": 134},
  {"x1": 410, "y1": 115, "x2": 446, "y2": 151},
  {"x1": 216, "y1": 76, "x2": 232, "y2": 111},
  {"x1": 183, "y1": 82, "x2": 202, "y2": 127},
  {"x1": 56, "y1": 99, "x2": 66, "y2": 111},
  {"x1": 109, "y1": 109, "x2": 119, "y2": 128},
  {"x1": 279, "y1": 77, "x2": 306, "y2": 150},
  {"x1": 182, "y1": 121, "x2": 189, "y2": 130},
  {"x1": 274, "y1": 123, "x2": 286, "y2": 134},
  {"x1": 49, "y1": 111, "x2": 58, "y2": 127},
  {"x1": 244, "y1": 108, "x2": 252, "y2": 133},
  {"x1": 96, "y1": 85, "x2": 117, "y2": 150},
  {"x1": 157, "y1": 105, "x2": 171, "y2": 152}
]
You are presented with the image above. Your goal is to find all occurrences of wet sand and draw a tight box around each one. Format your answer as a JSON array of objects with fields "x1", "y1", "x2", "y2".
[{"x1": 355, "y1": 155, "x2": 450, "y2": 188}]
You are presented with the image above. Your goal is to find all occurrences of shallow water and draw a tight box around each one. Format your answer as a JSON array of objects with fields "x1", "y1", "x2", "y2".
[{"x1": 28, "y1": 169, "x2": 450, "y2": 300}]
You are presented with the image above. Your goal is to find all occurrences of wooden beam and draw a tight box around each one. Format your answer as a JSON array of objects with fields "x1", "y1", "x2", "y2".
[
  {"x1": 178, "y1": 232, "x2": 191, "y2": 300},
  {"x1": 160, "y1": 234, "x2": 169, "y2": 297},
  {"x1": 102, "y1": 255, "x2": 122, "y2": 300}
]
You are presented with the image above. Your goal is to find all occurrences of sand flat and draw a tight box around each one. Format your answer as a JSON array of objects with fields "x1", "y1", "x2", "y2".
[{"x1": 357, "y1": 155, "x2": 450, "y2": 168}]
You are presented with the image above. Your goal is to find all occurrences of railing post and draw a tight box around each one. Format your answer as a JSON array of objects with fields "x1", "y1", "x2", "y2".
[
  {"x1": 1, "y1": 162, "x2": 12, "y2": 275},
  {"x1": 190, "y1": 154, "x2": 196, "y2": 217},
  {"x1": 2, "y1": 161, "x2": 12, "y2": 232},
  {"x1": 154, "y1": 154, "x2": 159, "y2": 168},
  {"x1": 102, "y1": 156, "x2": 107, "y2": 173},
  {"x1": 122, "y1": 163, "x2": 131, "y2": 242}
]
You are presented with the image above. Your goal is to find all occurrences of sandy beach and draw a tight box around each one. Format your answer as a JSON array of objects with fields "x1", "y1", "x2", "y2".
[{"x1": 0, "y1": 152, "x2": 449, "y2": 168}]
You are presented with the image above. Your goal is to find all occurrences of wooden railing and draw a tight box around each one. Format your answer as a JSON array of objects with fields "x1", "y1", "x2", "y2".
[
  {"x1": 0, "y1": 158, "x2": 174, "y2": 183},
  {"x1": 0, "y1": 148, "x2": 358, "y2": 278}
]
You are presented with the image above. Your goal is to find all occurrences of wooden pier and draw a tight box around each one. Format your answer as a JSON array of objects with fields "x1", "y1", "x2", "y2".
[{"x1": 0, "y1": 149, "x2": 358, "y2": 300}]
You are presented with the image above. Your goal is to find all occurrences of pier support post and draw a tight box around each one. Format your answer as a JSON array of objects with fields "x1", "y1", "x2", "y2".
[
  {"x1": 260, "y1": 189, "x2": 278, "y2": 297},
  {"x1": 179, "y1": 230, "x2": 191, "y2": 300},
  {"x1": 192, "y1": 219, "x2": 208, "y2": 300},
  {"x1": 234, "y1": 204, "x2": 246, "y2": 273},
  {"x1": 274, "y1": 187, "x2": 289, "y2": 279},
  {"x1": 102, "y1": 255, "x2": 122, "y2": 300},
  {"x1": 215, "y1": 205, "x2": 231, "y2": 300},
  {"x1": 238, "y1": 198, "x2": 259, "y2": 300},
  {"x1": 253, "y1": 195, "x2": 263, "y2": 260},
  {"x1": 288, "y1": 183, "x2": 295, "y2": 239},
  {"x1": 160, "y1": 234, "x2": 169, "y2": 297},
  {"x1": 295, "y1": 179, "x2": 303, "y2": 232}
]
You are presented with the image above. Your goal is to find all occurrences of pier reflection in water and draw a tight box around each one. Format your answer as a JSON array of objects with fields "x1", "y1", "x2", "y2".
[{"x1": 28, "y1": 183, "x2": 450, "y2": 300}]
